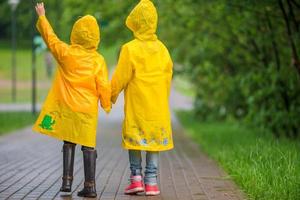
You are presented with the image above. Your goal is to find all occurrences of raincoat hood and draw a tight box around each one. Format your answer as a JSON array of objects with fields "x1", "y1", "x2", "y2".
[
  {"x1": 126, "y1": 0, "x2": 158, "y2": 41},
  {"x1": 70, "y1": 15, "x2": 100, "y2": 50}
]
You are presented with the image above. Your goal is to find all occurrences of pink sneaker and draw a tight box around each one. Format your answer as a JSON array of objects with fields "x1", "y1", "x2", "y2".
[
  {"x1": 124, "y1": 176, "x2": 144, "y2": 194},
  {"x1": 145, "y1": 184, "x2": 160, "y2": 196}
]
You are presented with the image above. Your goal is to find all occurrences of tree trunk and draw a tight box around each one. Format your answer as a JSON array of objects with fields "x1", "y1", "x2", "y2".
[
  {"x1": 278, "y1": 0, "x2": 300, "y2": 76},
  {"x1": 287, "y1": 0, "x2": 300, "y2": 32}
]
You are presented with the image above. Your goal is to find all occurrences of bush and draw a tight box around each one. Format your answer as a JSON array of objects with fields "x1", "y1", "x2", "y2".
[{"x1": 158, "y1": 0, "x2": 300, "y2": 138}]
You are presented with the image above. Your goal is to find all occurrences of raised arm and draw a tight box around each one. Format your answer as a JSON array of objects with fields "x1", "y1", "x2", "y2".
[
  {"x1": 35, "y1": 2, "x2": 68, "y2": 64},
  {"x1": 111, "y1": 45, "x2": 133, "y2": 103}
]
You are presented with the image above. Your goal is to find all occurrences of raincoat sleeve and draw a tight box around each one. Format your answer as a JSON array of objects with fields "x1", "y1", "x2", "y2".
[
  {"x1": 166, "y1": 57, "x2": 173, "y2": 97},
  {"x1": 96, "y1": 59, "x2": 111, "y2": 113},
  {"x1": 36, "y1": 15, "x2": 68, "y2": 64},
  {"x1": 111, "y1": 45, "x2": 133, "y2": 103}
]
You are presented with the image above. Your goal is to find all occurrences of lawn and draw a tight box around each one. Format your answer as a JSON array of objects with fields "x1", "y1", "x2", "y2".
[
  {"x1": 0, "y1": 112, "x2": 38, "y2": 135},
  {"x1": 0, "y1": 42, "x2": 119, "y2": 81},
  {"x1": 100, "y1": 44, "x2": 119, "y2": 67},
  {"x1": 0, "y1": 48, "x2": 47, "y2": 81},
  {"x1": 0, "y1": 87, "x2": 49, "y2": 103},
  {"x1": 0, "y1": 40, "x2": 119, "y2": 103},
  {"x1": 177, "y1": 111, "x2": 300, "y2": 200},
  {"x1": 173, "y1": 74, "x2": 196, "y2": 98}
]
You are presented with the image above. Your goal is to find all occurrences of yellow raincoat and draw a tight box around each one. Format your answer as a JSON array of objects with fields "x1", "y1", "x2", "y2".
[
  {"x1": 111, "y1": 0, "x2": 173, "y2": 151},
  {"x1": 33, "y1": 15, "x2": 111, "y2": 148}
]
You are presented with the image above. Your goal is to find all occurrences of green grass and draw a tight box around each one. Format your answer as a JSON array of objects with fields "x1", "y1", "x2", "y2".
[
  {"x1": 100, "y1": 44, "x2": 119, "y2": 67},
  {"x1": 177, "y1": 111, "x2": 300, "y2": 200},
  {"x1": 0, "y1": 112, "x2": 38, "y2": 135},
  {"x1": 0, "y1": 87, "x2": 49, "y2": 103},
  {"x1": 0, "y1": 43, "x2": 119, "y2": 81},
  {"x1": 0, "y1": 41, "x2": 119, "y2": 103},
  {"x1": 173, "y1": 75, "x2": 196, "y2": 97},
  {"x1": 0, "y1": 48, "x2": 47, "y2": 81}
]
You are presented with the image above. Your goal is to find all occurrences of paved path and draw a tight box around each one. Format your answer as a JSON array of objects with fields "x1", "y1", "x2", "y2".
[{"x1": 0, "y1": 90, "x2": 245, "y2": 200}]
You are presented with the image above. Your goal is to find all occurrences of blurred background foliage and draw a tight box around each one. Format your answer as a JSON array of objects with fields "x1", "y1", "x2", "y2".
[
  {"x1": 156, "y1": 0, "x2": 300, "y2": 139},
  {"x1": 0, "y1": 0, "x2": 299, "y2": 138}
]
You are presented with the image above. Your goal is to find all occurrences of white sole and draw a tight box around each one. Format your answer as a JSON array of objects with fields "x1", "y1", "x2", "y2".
[
  {"x1": 145, "y1": 191, "x2": 160, "y2": 196},
  {"x1": 125, "y1": 187, "x2": 144, "y2": 194}
]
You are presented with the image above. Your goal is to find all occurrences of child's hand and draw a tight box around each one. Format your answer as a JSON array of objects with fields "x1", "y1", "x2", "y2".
[{"x1": 35, "y1": 2, "x2": 45, "y2": 16}]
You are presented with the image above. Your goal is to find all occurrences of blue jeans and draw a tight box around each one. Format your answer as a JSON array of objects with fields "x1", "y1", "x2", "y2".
[{"x1": 129, "y1": 150, "x2": 159, "y2": 185}]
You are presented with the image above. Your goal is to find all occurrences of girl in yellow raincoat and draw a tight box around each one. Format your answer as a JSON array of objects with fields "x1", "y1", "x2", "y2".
[
  {"x1": 32, "y1": 3, "x2": 110, "y2": 198},
  {"x1": 111, "y1": 0, "x2": 173, "y2": 195}
]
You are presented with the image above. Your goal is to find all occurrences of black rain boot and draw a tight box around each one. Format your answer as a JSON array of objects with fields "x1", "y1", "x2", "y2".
[
  {"x1": 60, "y1": 142, "x2": 76, "y2": 192},
  {"x1": 77, "y1": 147, "x2": 97, "y2": 198}
]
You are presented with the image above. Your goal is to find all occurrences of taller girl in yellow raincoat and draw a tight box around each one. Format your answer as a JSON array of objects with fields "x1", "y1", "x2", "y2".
[
  {"x1": 32, "y1": 3, "x2": 110, "y2": 198},
  {"x1": 111, "y1": 0, "x2": 173, "y2": 196}
]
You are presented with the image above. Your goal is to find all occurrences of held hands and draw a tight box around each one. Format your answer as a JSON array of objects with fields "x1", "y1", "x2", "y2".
[{"x1": 35, "y1": 2, "x2": 45, "y2": 16}]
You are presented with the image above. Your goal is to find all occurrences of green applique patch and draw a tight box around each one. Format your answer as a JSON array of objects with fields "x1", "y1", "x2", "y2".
[{"x1": 39, "y1": 114, "x2": 55, "y2": 130}]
